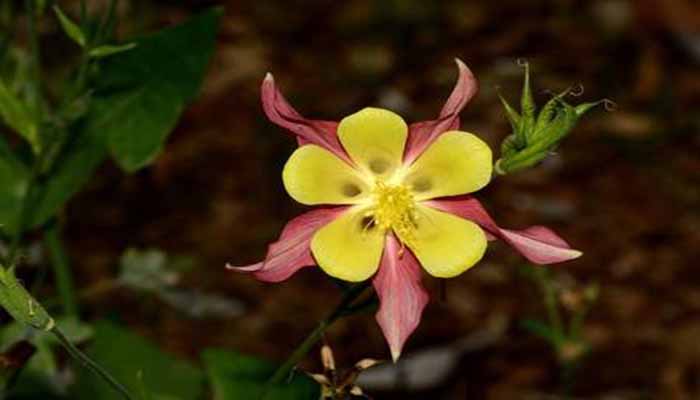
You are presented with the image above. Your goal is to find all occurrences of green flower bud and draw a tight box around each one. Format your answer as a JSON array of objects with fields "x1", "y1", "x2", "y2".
[{"x1": 494, "y1": 61, "x2": 611, "y2": 175}]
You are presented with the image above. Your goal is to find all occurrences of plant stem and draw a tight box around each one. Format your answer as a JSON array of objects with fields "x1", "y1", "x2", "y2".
[
  {"x1": 6, "y1": 0, "x2": 44, "y2": 265},
  {"x1": 96, "y1": 0, "x2": 119, "y2": 44},
  {"x1": 561, "y1": 360, "x2": 577, "y2": 400},
  {"x1": 6, "y1": 171, "x2": 39, "y2": 265},
  {"x1": 23, "y1": 0, "x2": 41, "y2": 116},
  {"x1": 52, "y1": 327, "x2": 134, "y2": 400},
  {"x1": 44, "y1": 220, "x2": 78, "y2": 317},
  {"x1": 534, "y1": 268, "x2": 563, "y2": 335},
  {"x1": 265, "y1": 282, "x2": 371, "y2": 387}
]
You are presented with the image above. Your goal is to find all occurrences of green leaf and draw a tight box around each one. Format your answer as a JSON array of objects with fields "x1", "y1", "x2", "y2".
[
  {"x1": 53, "y1": 6, "x2": 86, "y2": 48},
  {"x1": 0, "y1": 267, "x2": 54, "y2": 331},
  {"x1": 518, "y1": 61, "x2": 536, "y2": 141},
  {"x1": 497, "y1": 93, "x2": 521, "y2": 145},
  {"x1": 29, "y1": 122, "x2": 109, "y2": 229},
  {"x1": 521, "y1": 319, "x2": 564, "y2": 345},
  {"x1": 0, "y1": 135, "x2": 29, "y2": 233},
  {"x1": 72, "y1": 321, "x2": 204, "y2": 400},
  {"x1": 202, "y1": 349, "x2": 320, "y2": 400},
  {"x1": 88, "y1": 43, "x2": 137, "y2": 59},
  {"x1": 0, "y1": 116, "x2": 108, "y2": 234},
  {"x1": 0, "y1": 78, "x2": 40, "y2": 153},
  {"x1": 94, "y1": 7, "x2": 222, "y2": 172},
  {"x1": 1, "y1": 317, "x2": 93, "y2": 397},
  {"x1": 2, "y1": 9, "x2": 221, "y2": 231}
]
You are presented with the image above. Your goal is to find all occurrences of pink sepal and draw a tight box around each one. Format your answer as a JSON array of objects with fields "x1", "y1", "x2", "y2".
[
  {"x1": 373, "y1": 234, "x2": 429, "y2": 362},
  {"x1": 425, "y1": 196, "x2": 582, "y2": 264},
  {"x1": 261, "y1": 73, "x2": 352, "y2": 165},
  {"x1": 403, "y1": 59, "x2": 479, "y2": 164},
  {"x1": 227, "y1": 207, "x2": 346, "y2": 282}
]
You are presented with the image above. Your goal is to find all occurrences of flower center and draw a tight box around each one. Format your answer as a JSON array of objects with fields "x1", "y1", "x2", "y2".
[{"x1": 368, "y1": 181, "x2": 417, "y2": 242}]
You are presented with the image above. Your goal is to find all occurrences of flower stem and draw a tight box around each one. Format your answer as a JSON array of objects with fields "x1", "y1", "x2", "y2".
[
  {"x1": 5, "y1": 0, "x2": 43, "y2": 266},
  {"x1": 265, "y1": 281, "x2": 371, "y2": 388},
  {"x1": 534, "y1": 267, "x2": 563, "y2": 334},
  {"x1": 52, "y1": 327, "x2": 134, "y2": 400},
  {"x1": 23, "y1": 0, "x2": 41, "y2": 116},
  {"x1": 44, "y1": 220, "x2": 78, "y2": 317}
]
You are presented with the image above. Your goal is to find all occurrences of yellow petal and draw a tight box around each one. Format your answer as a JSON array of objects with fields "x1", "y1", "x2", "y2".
[
  {"x1": 338, "y1": 108, "x2": 408, "y2": 178},
  {"x1": 283, "y1": 145, "x2": 371, "y2": 205},
  {"x1": 403, "y1": 131, "x2": 492, "y2": 201},
  {"x1": 400, "y1": 205, "x2": 487, "y2": 278},
  {"x1": 310, "y1": 207, "x2": 385, "y2": 282}
]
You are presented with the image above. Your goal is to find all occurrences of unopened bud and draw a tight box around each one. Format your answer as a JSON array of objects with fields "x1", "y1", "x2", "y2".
[{"x1": 495, "y1": 61, "x2": 607, "y2": 175}]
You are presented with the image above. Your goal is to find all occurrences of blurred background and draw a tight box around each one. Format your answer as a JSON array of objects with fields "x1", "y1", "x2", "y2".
[{"x1": 26, "y1": 0, "x2": 700, "y2": 398}]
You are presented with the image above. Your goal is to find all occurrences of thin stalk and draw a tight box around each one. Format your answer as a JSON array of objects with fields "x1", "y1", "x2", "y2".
[
  {"x1": 23, "y1": 0, "x2": 41, "y2": 116},
  {"x1": 96, "y1": 0, "x2": 119, "y2": 44},
  {"x1": 44, "y1": 220, "x2": 78, "y2": 317},
  {"x1": 52, "y1": 327, "x2": 134, "y2": 400},
  {"x1": 561, "y1": 360, "x2": 577, "y2": 400},
  {"x1": 569, "y1": 307, "x2": 587, "y2": 342},
  {"x1": 265, "y1": 282, "x2": 371, "y2": 388},
  {"x1": 79, "y1": 0, "x2": 87, "y2": 27},
  {"x1": 6, "y1": 0, "x2": 44, "y2": 265},
  {"x1": 6, "y1": 170, "x2": 39, "y2": 265},
  {"x1": 534, "y1": 268, "x2": 563, "y2": 335}
]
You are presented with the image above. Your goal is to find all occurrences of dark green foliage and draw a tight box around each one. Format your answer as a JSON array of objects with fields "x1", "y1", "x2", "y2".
[
  {"x1": 71, "y1": 321, "x2": 204, "y2": 400},
  {"x1": 202, "y1": 349, "x2": 320, "y2": 400},
  {"x1": 96, "y1": 8, "x2": 222, "y2": 172}
]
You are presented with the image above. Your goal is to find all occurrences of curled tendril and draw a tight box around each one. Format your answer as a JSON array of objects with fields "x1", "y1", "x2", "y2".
[
  {"x1": 540, "y1": 83, "x2": 584, "y2": 100},
  {"x1": 602, "y1": 98, "x2": 618, "y2": 112},
  {"x1": 569, "y1": 83, "x2": 585, "y2": 97},
  {"x1": 516, "y1": 58, "x2": 529, "y2": 67}
]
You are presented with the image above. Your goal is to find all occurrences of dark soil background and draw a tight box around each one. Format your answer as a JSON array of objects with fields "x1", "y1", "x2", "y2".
[{"x1": 51, "y1": 0, "x2": 700, "y2": 399}]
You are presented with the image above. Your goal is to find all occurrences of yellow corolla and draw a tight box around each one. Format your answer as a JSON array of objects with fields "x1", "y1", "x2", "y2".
[{"x1": 282, "y1": 107, "x2": 492, "y2": 282}]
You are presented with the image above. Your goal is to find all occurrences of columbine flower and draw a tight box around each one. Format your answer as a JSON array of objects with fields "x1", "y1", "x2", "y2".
[{"x1": 229, "y1": 59, "x2": 582, "y2": 361}]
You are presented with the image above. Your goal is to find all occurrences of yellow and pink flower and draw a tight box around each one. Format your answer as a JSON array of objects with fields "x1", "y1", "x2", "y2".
[{"x1": 230, "y1": 60, "x2": 581, "y2": 361}]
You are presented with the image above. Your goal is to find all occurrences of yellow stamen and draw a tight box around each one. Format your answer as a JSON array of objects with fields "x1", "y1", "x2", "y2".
[{"x1": 370, "y1": 181, "x2": 417, "y2": 246}]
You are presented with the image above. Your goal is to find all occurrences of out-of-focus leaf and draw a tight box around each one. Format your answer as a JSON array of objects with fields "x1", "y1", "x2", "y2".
[
  {"x1": 92, "y1": 7, "x2": 222, "y2": 172},
  {"x1": 119, "y1": 248, "x2": 244, "y2": 318},
  {"x1": 0, "y1": 78, "x2": 39, "y2": 152},
  {"x1": 119, "y1": 248, "x2": 178, "y2": 292},
  {"x1": 0, "y1": 135, "x2": 29, "y2": 234},
  {"x1": 2, "y1": 9, "x2": 221, "y2": 232},
  {"x1": 202, "y1": 349, "x2": 320, "y2": 400},
  {"x1": 72, "y1": 321, "x2": 204, "y2": 400},
  {"x1": 0, "y1": 340, "x2": 35, "y2": 393},
  {"x1": 88, "y1": 43, "x2": 137, "y2": 59},
  {"x1": 521, "y1": 318, "x2": 564, "y2": 344},
  {"x1": 0, "y1": 116, "x2": 107, "y2": 234},
  {"x1": 159, "y1": 289, "x2": 244, "y2": 319},
  {"x1": 35, "y1": 0, "x2": 48, "y2": 16},
  {"x1": 53, "y1": 6, "x2": 86, "y2": 47},
  {"x1": 29, "y1": 123, "x2": 108, "y2": 229},
  {"x1": 0, "y1": 317, "x2": 93, "y2": 397}
]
